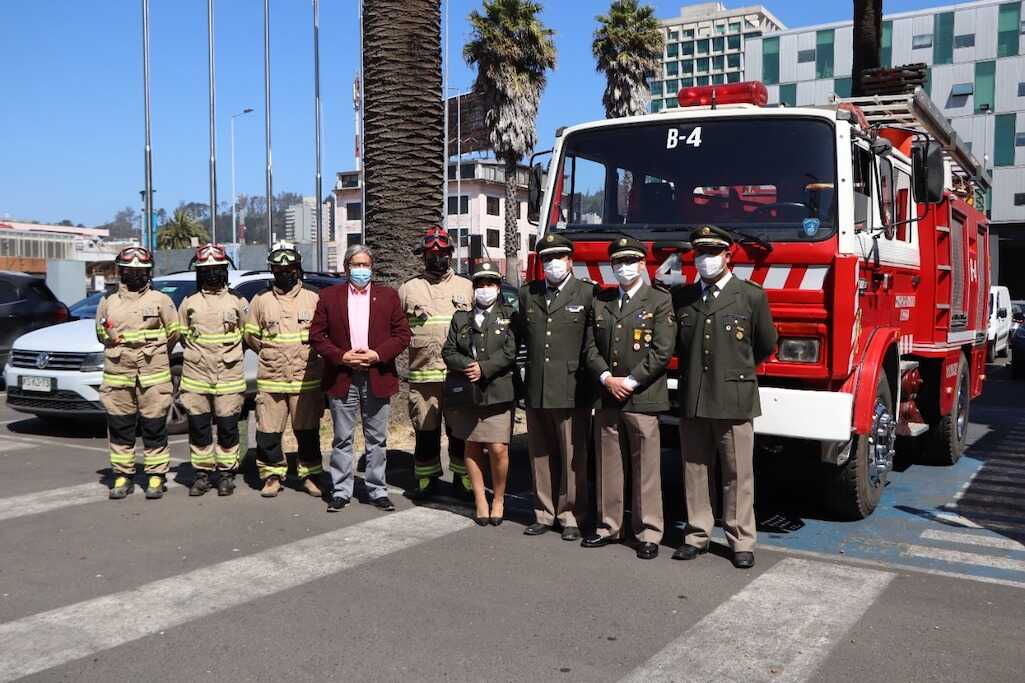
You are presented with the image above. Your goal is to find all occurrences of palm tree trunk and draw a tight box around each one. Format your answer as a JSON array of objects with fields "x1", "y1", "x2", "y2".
[
  {"x1": 362, "y1": 0, "x2": 443, "y2": 286},
  {"x1": 851, "y1": 0, "x2": 883, "y2": 97},
  {"x1": 503, "y1": 157, "x2": 520, "y2": 285}
]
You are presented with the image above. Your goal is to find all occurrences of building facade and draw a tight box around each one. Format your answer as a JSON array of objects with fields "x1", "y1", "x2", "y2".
[{"x1": 283, "y1": 196, "x2": 318, "y2": 243}]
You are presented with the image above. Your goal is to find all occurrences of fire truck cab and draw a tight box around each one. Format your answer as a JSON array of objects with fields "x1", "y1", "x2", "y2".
[{"x1": 526, "y1": 82, "x2": 991, "y2": 520}]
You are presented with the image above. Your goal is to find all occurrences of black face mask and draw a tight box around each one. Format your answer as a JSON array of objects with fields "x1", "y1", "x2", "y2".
[
  {"x1": 425, "y1": 252, "x2": 450, "y2": 275},
  {"x1": 273, "y1": 270, "x2": 300, "y2": 292},
  {"x1": 121, "y1": 269, "x2": 150, "y2": 292},
  {"x1": 197, "y1": 267, "x2": 228, "y2": 291}
]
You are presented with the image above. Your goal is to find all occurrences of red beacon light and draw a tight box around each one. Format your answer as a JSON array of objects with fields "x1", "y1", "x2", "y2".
[{"x1": 677, "y1": 80, "x2": 768, "y2": 108}]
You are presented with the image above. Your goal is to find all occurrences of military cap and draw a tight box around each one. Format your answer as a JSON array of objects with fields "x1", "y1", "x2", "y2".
[
  {"x1": 608, "y1": 236, "x2": 646, "y2": 261},
  {"x1": 689, "y1": 224, "x2": 733, "y2": 249},
  {"x1": 471, "y1": 260, "x2": 502, "y2": 283},
  {"x1": 536, "y1": 233, "x2": 573, "y2": 257}
]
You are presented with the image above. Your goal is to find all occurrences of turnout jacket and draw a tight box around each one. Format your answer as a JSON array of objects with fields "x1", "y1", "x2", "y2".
[
  {"x1": 243, "y1": 283, "x2": 323, "y2": 394},
  {"x1": 584, "y1": 283, "x2": 675, "y2": 413},
  {"x1": 516, "y1": 276, "x2": 597, "y2": 410},
  {"x1": 178, "y1": 287, "x2": 249, "y2": 395},
  {"x1": 442, "y1": 303, "x2": 519, "y2": 406},
  {"x1": 671, "y1": 275, "x2": 777, "y2": 420},
  {"x1": 398, "y1": 270, "x2": 473, "y2": 384},
  {"x1": 95, "y1": 284, "x2": 179, "y2": 388}
]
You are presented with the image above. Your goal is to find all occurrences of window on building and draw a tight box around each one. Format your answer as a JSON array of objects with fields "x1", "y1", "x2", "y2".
[
  {"x1": 954, "y1": 34, "x2": 975, "y2": 49},
  {"x1": 834, "y1": 77, "x2": 852, "y2": 98},
  {"x1": 696, "y1": 39, "x2": 709, "y2": 55},
  {"x1": 998, "y1": 2, "x2": 1022, "y2": 57},
  {"x1": 727, "y1": 34, "x2": 740, "y2": 51},
  {"x1": 797, "y1": 49, "x2": 816, "y2": 63},
  {"x1": 696, "y1": 57, "x2": 709, "y2": 73},
  {"x1": 682, "y1": 29, "x2": 694, "y2": 39},
  {"x1": 680, "y1": 77, "x2": 694, "y2": 88},
  {"x1": 816, "y1": 29, "x2": 834, "y2": 78},
  {"x1": 933, "y1": 12, "x2": 954, "y2": 63},
  {"x1": 650, "y1": 80, "x2": 663, "y2": 96},
  {"x1": 666, "y1": 61, "x2": 679, "y2": 76},
  {"x1": 1015, "y1": 193, "x2": 1025, "y2": 206},
  {"x1": 665, "y1": 78, "x2": 679, "y2": 92},
  {"x1": 912, "y1": 34, "x2": 933, "y2": 49},
  {"x1": 346, "y1": 232, "x2": 362, "y2": 247},
  {"x1": 995, "y1": 114, "x2": 1017, "y2": 166},
  {"x1": 711, "y1": 73, "x2": 725, "y2": 84},
  {"x1": 950, "y1": 82, "x2": 974, "y2": 97},
  {"x1": 712, "y1": 37, "x2": 724, "y2": 52},
  {"x1": 881, "y1": 20, "x2": 892, "y2": 67},
  {"x1": 715, "y1": 23, "x2": 726, "y2": 35},
  {"x1": 681, "y1": 59, "x2": 694, "y2": 74},
  {"x1": 1019, "y1": 82, "x2": 1025, "y2": 97},
  {"x1": 696, "y1": 76, "x2": 710, "y2": 86},
  {"x1": 727, "y1": 52, "x2": 740, "y2": 69},
  {"x1": 975, "y1": 61, "x2": 995, "y2": 113},
  {"x1": 447, "y1": 195, "x2": 469, "y2": 215},
  {"x1": 667, "y1": 42, "x2": 679, "y2": 58},
  {"x1": 681, "y1": 41, "x2": 695, "y2": 56},
  {"x1": 744, "y1": 31, "x2": 762, "y2": 40},
  {"x1": 486, "y1": 229, "x2": 500, "y2": 249},
  {"x1": 779, "y1": 83, "x2": 797, "y2": 107},
  {"x1": 651, "y1": 100, "x2": 662, "y2": 113},
  {"x1": 345, "y1": 202, "x2": 362, "y2": 221},
  {"x1": 1017, "y1": 132, "x2": 1025, "y2": 147},
  {"x1": 664, "y1": 97, "x2": 677, "y2": 109},
  {"x1": 762, "y1": 36, "x2": 779, "y2": 84},
  {"x1": 728, "y1": 21, "x2": 741, "y2": 33},
  {"x1": 486, "y1": 196, "x2": 501, "y2": 216},
  {"x1": 726, "y1": 71, "x2": 740, "y2": 83},
  {"x1": 712, "y1": 55, "x2": 724, "y2": 71}
]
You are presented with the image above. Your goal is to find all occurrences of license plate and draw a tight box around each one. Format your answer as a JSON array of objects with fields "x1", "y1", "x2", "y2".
[{"x1": 21, "y1": 376, "x2": 54, "y2": 393}]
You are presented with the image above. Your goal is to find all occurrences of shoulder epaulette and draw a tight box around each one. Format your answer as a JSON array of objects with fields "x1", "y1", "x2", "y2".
[{"x1": 740, "y1": 278, "x2": 763, "y2": 289}]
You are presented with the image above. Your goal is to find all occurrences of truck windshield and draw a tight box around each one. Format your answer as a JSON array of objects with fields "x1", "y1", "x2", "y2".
[{"x1": 549, "y1": 117, "x2": 837, "y2": 241}]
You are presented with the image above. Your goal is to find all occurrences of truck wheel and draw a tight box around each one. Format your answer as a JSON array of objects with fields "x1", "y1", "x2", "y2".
[
  {"x1": 822, "y1": 370, "x2": 894, "y2": 520},
  {"x1": 166, "y1": 363, "x2": 188, "y2": 436},
  {"x1": 925, "y1": 354, "x2": 969, "y2": 466},
  {"x1": 986, "y1": 341, "x2": 994, "y2": 362}
]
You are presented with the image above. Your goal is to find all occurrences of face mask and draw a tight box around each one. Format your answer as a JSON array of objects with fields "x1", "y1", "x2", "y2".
[
  {"x1": 273, "y1": 270, "x2": 300, "y2": 292},
  {"x1": 695, "y1": 253, "x2": 726, "y2": 280},
  {"x1": 543, "y1": 257, "x2": 569, "y2": 285},
  {"x1": 474, "y1": 286, "x2": 499, "y2": 308},
  {"x1": 612, "y1": 261, "x2": 640, "y2": 287},
  {"x1": 425, "y1": 252, "x2": 450, "y2": 275},
  {"x1": 197, "y1": 267, "x2": 227, "y2": 291},
  {"x1": 349, "y1": 266, "x2": 372, "y2": 288},
  {"x1": 121, "y1": 269, "x2": 150, "y2": 292}
]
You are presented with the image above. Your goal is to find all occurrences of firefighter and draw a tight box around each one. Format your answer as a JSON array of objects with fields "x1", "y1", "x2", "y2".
[
  {"x1": 243, "y1": 241, "x2": 325, "y2": 498},
  {"x1": 397, "y1": 226, "x2": 473, "y2": 499},
  {"x1": 96, "y1": 246, "x2": 180, "y2": 500},
  {"x1": 178, "y1": 243, "x2": 249, "y2": 497}
]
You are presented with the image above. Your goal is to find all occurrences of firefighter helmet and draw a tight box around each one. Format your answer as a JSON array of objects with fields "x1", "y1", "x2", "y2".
[
  {"x1": 114, "y1": 246, "x2": 154, "y2": 269},
  {"x1": 194, "y1": 242, "x2": 230, "y2": 268},
  {"x1": 267, "y1": 240, "x2": 301, "y2": 267},
  {"x1": 414, "y1": 225, "x2": 453, "y2": 255}
]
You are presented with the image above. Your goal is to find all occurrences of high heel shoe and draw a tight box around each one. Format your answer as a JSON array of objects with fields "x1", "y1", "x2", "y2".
[
  {"x1": 488, "y1": 516, "x2": 503, "y2": 526},
  {"x1": 473, "y1": 516, "x2": 489, "y2": 526}
]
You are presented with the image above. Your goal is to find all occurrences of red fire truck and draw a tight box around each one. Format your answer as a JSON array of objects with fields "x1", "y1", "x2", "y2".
[{"x1": 525, "y1": 82, "x2": 991, "y2": 520}]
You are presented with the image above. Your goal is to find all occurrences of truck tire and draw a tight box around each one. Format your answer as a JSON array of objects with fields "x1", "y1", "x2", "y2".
[
  {"x1": 821, "y1": 369, "x2": 894, "y2": 520},
  {"x1": 924, "y1": 353, "x2": 969, "y2": 466}
]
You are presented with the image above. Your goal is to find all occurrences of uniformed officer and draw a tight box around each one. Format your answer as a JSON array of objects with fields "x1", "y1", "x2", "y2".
[
  {"x1": 671, "y1": 225, "x2": 777, "y2": 569},
  {"x1": 516, "y1": 234, "x2": 595, "y2": 540},
  {"x1": 178, "y1": 243, "x2": 249, "y2": 497},
  {"x1": 96, "y1": 246, "x2": 180, "y2": 500},
  {"x1": 580, "y1": 238, "x2": 674, "y2": 559},
  {"x1": 243, "y1": 241, "x2": 325, "y2": 498},
  {"x1": 397, "y1": 226, "x2": 473, "y2": 499}
]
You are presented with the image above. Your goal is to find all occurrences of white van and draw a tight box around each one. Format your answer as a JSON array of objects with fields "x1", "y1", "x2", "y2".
[{"x1": 988, "y1": 285, "x2": 1011, "y2": 360}]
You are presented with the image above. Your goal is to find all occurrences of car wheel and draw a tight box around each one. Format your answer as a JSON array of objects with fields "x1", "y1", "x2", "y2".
[{"x1": 167, "y1": 364, "x2": 188, "y2": 436}]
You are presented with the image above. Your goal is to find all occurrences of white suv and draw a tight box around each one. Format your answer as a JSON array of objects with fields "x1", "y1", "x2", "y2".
[{"x1": 4, "y1": 270, "x2": 343, "y2": 432}]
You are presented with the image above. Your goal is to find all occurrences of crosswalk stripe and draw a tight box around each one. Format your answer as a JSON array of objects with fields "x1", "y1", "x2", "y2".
[
  {"x1": 957, "y1": 482, "x2": 1022, "y2": 497},
  {"x1": 926, "y1": 511, "x2": 1025, "y2": 536},
  {"x1": 0, "y1": 483, "x2": 104, "y2": 523},
  {"x1": 950, "y1": 493, "x2": 1025, "y2": 509},
  {"x1": 904, "y1": 544, "x2": 1025, "y2": 573},
  {"x1": 0, "y1": 506, "x2": 470, "y2": 682},
  {"x1": 620, "y1": 558, "x2": 893, "y2": 683},
  {"x1": 978, "y1": 463, "x2": 1025, "y2": 475},
  {"x1": 943, "y1": 503, "x2": 1025, "y2": 522},
  {"x1": 971, "y1": 473, "x2": 1024, "y2": 486},
  {"x1": 920, "y1": 529, "x2": 1025, "y2": 552}
]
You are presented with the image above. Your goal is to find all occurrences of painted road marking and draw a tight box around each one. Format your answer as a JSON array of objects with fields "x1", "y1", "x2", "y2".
[
  {"x1": 0, "y1": 433, "x2": 108, "y2": 454},
  {"x1": 904, "y1": 544, "x2": 1025, "y2": 573},
  {"x1": 0, "y1": 439, "x2": 31, "y2": 454},
  {"x1": 949, "y1": 493, "x2": 1025, "y2": 509},
  {"x1": 0, "y1": 506, "x2": 471, "y2": 682},
  {"x1": 620, "y1": 558, "x2": 893, "y2": 683},
  {"x1": 956, "y1": 482, "x2": 1022, "y2": 497},
  {"x1": 0, "y1": 483, "x2": 104, "y2": 523},
  {"x1": 941, "y1": 503, "x2": 1025, "y2": 523},
  {"x1": 920, "y1": 529, "x2": 1025, "y2": 552}
]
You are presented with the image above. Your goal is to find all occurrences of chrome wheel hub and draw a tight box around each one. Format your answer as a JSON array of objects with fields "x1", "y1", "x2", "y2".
[{"x1": 867, "y1": 400, "x2": 896, "y2": 488}]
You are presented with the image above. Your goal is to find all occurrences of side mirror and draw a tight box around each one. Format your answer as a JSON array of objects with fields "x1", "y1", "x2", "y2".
[
  {"x1": 912, "y1": 140, "x2": 945, "y2": 205},
  {"x1": 527, "y1": 163, "x2": 545, "y2": 223},
  {"x1": 998, "y1": 308, "x2": 1008, "y2": 319}
]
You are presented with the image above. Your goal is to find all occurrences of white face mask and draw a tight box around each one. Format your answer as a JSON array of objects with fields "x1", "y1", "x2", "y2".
[
  {"x1": 695, "y1": 253, "x2": 726, "y2": 280},
  {"x1": 543, "y1": 257, "x2": 570, "y2": 284},
  {"x1": 612, "y1": 261, "x2": 641, "y2": 287},
  {"x1": 474, "y1": 286, "x2": 499, "y2": 308}
]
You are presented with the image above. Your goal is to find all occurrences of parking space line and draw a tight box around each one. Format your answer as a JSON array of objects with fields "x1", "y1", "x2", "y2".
[
  {"x1": 904, "y1": 544, "x2": 1025, "y2": 573},
  {"x1": 0, "y1": 483, "x2": 104, "y2": 523},
  {"x1": 620, "y1": 558, "x2": 893, "y2": 683},
  {"x1": 0, "y1": 434, "x2": 108, "y2": 454},
  {"x1": 0, "y1": 506, "x2": 471, "y2": 682},
  {"x1": 920, "y1": 529, "x2": 1025, "y2": 552}
]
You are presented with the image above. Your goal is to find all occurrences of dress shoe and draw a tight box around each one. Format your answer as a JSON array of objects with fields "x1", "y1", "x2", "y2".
[
  {"x1": 473, "y1": 516, "x2": 489, "y2": 526},
  {"x1": 523, "y1": 522, "x2": 551, "y2": 536},
  {"x1": 371, "y1": 496, "x2": 396, "y2": 512},
  {"x1": 636, "y1": 542, "x2": 659, "y2": 560},
  {"x1": 489, "y1": 516, "x2": 504, "y2": 526},
  {"x1": 580, "y1": 534, "x2": 615, "y2": 548},
  {"x1": 327, "y1": 496, "x2": 349, "y2": 512},
  {"x1": 671, "y1": 544, "x2": 708, "y2": 561},
  {"x1": 302, "y1": 477, "x2": 323, "y2": 497},
  {"x1": 732, "y1": 551, "x2": 755, "y2": 569},
  {"x1": 561, "y1": 526, "x2": 581, "y2": 542},
  {"x1": 261, "y1": 476, "x2": 282, "y2": 498}
]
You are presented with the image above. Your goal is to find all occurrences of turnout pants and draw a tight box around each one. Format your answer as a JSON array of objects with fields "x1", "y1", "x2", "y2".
[
  {"x1": 680, "y1": 417, "x2": 756, "y2": 553},
  {"x1": 255, "y1": 390, "x2": 324, "y2": 481},
  {"x1": 100, "y1": 381, "x2": 173, "y2": 476},
  {"x1": 408, "y1": 382, "x2": 465, "y2": 482},
  {"x1": 182, "y1": 391, "x2": 244, "y2": 473},
  {"x1": 593, "y1": 409, "x2": 663, "y2": 544},
  {"x1": 525, "y1": 407, "x2": 590, "y2": 529}
]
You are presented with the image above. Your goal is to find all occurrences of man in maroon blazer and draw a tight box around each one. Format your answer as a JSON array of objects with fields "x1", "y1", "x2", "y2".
[{"x1": 310, "y1": 245, "x2": 411, "y2": 512}]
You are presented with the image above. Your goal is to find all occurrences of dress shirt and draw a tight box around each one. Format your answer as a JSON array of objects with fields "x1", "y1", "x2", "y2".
[
  {"x1": 700, "y1": 269, "x2": 733, "y2": 299},
  {"x1": 347, "y1": 282, "x2": 371, "y2": 352}
]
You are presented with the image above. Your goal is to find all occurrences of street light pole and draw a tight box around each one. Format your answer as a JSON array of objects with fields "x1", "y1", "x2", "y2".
[
  {"x1": 207, "y1": 0, "x2": 219, "y2": 244},
  {"x1": 313, "y1": 0, "x2": 323, "y2": 271},
  {"x1": 231, "y1": 108, "x2": 254, "y2": 244},
  {"x1": 141, "y1": 0, "x2": 154, "y2": 251},
  {"x1": 263, "y1": 0, "x2": 274, "y2": 245}
]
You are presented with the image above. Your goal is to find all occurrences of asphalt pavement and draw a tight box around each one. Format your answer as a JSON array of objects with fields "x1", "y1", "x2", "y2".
[{"x1": 0, "y1": 363, "x2": 1023, "y2": 682}]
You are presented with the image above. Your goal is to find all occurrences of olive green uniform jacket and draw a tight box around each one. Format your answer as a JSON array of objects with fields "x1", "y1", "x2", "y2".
[{"x1": 442, "y1": 303, "x2": 518, "y2": 406}]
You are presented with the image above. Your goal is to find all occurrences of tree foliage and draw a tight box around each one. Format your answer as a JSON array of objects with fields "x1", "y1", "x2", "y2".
[
  {"x1": 157, "y1": 208, "x2": 209, "y2": 250},
  {"x1": 593, "y1": 0, "x2": 663, "y2": 119}
]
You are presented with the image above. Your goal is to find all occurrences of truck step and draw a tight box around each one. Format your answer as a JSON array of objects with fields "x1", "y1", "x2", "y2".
[{"x1": 897, "y1": 422, "x2": 930, "y2": 437}]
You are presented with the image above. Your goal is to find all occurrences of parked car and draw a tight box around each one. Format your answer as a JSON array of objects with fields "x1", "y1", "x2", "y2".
[
  {"x1": 4, "y1": 270, "x2": 343, "y2": 432},
  {"x1": 987, "y1": 285, "x2": 1012, "y2": 361},
  {"x1": 0, "y1": 271, "x2": 69, "y2": 373}
]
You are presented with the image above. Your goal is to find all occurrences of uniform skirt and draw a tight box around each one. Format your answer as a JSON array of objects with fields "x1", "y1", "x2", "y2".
[{"x1": 445, "y1": 402, "x2": 514, "y2": 444}]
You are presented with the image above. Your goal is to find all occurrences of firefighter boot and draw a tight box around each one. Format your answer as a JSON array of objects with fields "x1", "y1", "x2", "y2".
[
  {"x1": 217, "y1": 473, "x2": 236, "y2": 497},
  {"x1": 109, "y1": 476, "x2": 135, "y2": 500},
  {"x1": 302, "y1": 476, "x2": 323, "y2": 498},
  {"x1": 408, "y1": 477, "x2": 439, "y2": 501},
  {"x1": 453, "y1": 474, "x2": 473, "y2": 501},
  {"x1": 144, "y1": 475, "x2": 166, "y2": 500},
  {"x1": 261, "y1": 476, "x2": 282, "y2": 498},
  {"x1": 189, "y1": 471, "x2": 211, "y2": 497}
]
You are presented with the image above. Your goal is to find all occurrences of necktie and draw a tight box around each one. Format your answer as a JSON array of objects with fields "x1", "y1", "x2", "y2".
[
  {"x1": 703, "y1": 284, "x2": 717, "y2": 304},
  {"x1": 547, "y1": 287, "x2": 559, "y2": 306},
  {"x1": 619, "y1": 293, "x2": 630, "y2": 311}
]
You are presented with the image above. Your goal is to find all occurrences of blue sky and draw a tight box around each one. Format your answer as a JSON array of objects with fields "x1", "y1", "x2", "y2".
[{"x1": 0, "y1": 0, "x2": 944, "y2": 227}]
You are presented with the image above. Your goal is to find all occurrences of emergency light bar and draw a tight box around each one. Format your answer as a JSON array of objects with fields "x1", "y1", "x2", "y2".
[{"x1": 677, "y1": 80, "x2": 768, "y2": 108}]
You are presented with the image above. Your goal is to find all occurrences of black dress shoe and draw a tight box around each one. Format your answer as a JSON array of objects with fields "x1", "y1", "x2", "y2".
[
  {"x1": 371, "y1": 496, "x2": 396, "y2": 512},
  {"x1": 580, "y1": 534, "x2": 615, "y2": 548},
  {"x1": 732, "y1": 551, "x2": 755, "y2": 569},
  {"x1": 636, "y1": 542, "x2": 659, "y2": 560},
  {"x1": 523, "y1": 522, "x2": 551, "y2": 536},
  {"x1": 489, "y1": 516, "x2": 503, "y2": 526},
  {"x1": 327, "y1": 496, "x2": 350, "y2": 512},
  {"x1": 560, "y1": 526, "x2": 581, "y2": 541},
  {"x1": 671, "y1": 544, "x2": 708, "y2": 561},
  {"x1": 474, "y1": 516, "x2": 489, "y2": 526}
]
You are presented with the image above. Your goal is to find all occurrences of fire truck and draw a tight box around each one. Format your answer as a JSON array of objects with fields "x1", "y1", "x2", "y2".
[{"x1": 525, "y1": 81, "x2": 991, "y2": 520}]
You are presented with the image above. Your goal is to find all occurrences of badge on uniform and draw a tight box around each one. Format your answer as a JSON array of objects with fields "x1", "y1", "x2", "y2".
[
  {"x1": 633, "y1": 329, "x2": 642, "y2": 342},
  {"x1": 643, "y1": 333, "x2": 652, "y2": 343},
  {"x1": 567, "y1": 304, "x2": 583, "y2": 313},
  {"x1": 298, "y1": 310, "x2": 312, "y2": 323},
  {"x1": 736, "y1": 324, "x2": 745, "y2": 340},
  {"x1": 633, "y1": 343, "x2": 641, "y2": 351}
]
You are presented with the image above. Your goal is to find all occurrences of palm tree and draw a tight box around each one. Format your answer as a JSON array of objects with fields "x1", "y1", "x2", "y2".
[
  {"x1": 465, "y1": 0, "x2": 556, "y2": 285},
  {"x1": 157, "y1": 209, "x2": 209, "y2": 250},
  {"x1": 593, "y1": 0, "x2": 663, "y2": 119},
  {"x1": 362, "y1": 0, "x2": 443, "y2": 285},
  {"x1": 851, "y1": 0, "x2": 883, "y2": 97}
]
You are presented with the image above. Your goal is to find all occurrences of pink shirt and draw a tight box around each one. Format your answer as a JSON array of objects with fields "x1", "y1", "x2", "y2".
[{"x1": 347, "y1": 283, "x2": 371, "y2": 351}]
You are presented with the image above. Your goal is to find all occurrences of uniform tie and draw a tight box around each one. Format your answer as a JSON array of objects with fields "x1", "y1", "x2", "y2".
[
  {"x1": 703, "y1": 284, "x2": 717, "y2": 304},
  {"x1": 619, "y1": 293, "x2": 630, "y2": 311},
  {"x1": 547, "y1": 287, "x2": 560, "y2": 306}
]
